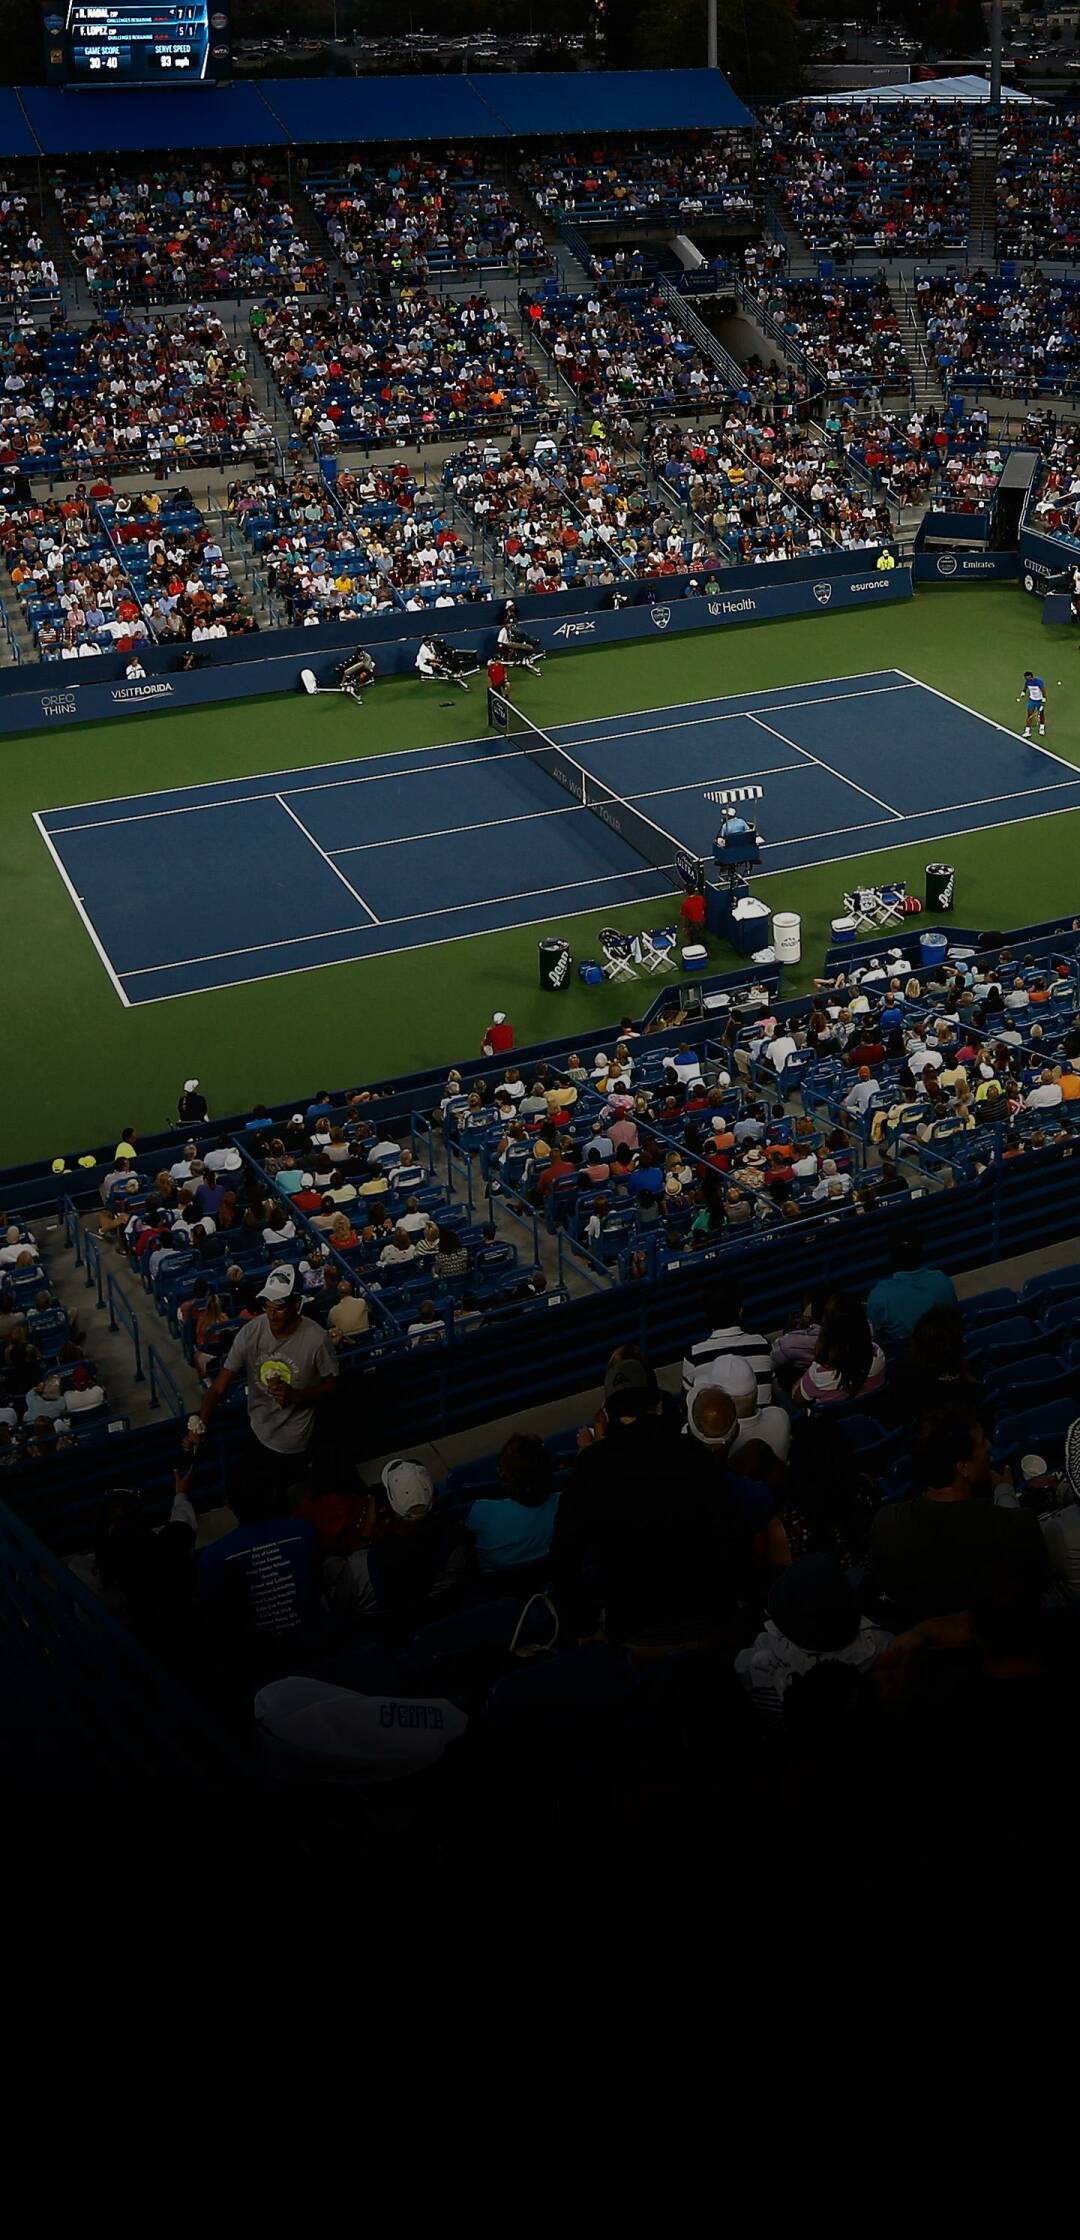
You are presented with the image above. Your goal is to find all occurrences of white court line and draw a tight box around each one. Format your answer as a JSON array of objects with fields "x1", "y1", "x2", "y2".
[
  {"x1": 327, "y1": 762, "x2": 806, "y2": 856},
  {"x1": 565, "y1": 681, "x2": 917, "y2": 754},
  {"x1": 757, "y1": 776, "x2": 1080, "y2": 859},
  {"x1": 891, "y1": 666, "x2": 1080, "y2": 782},
  {"x1": 40, "y1": 751, "x2": 508, "y2": 833},
  {"x1": 37, "y1": 670, "x2": 911, "y2": 821},
  {"x1": 275, "y1": 796, "x2": 380, "y2": 924},
  {"x1": 120, "y1": 863, "x2": 665, "y2": 980},
  {"x1": 32, "y1": 811, "x2": 132, "y2": 1009},
  {"x1": 121, "y1": 918, "x2": 380, "y2": 979},
  {"x1": 753, "y1": 796, "x2": 1080, "y2": 882},
  {"x1": 762, "y1": 814, "x2": 894, "y2": 848},
  {"x1": 747, "y1": 712, "x2": 905, "y2": 820},
  {"x1": 119, "y1": 888, "x2": 673, "y2": 1007},
  {"x1": 556, "y1": 666, "x2": 908, "y2": 735}
]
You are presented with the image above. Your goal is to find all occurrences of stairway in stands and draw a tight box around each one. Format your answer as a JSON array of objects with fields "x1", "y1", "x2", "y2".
[
  {"x1": 764, "y1": 194, "x2": 816, "y2": 277},
  {"x1": 969, "y1": 122, "x2": 999, "y2": 265},
  {"x1": 887, "y1": 274, "x2": 946, "y2": 416}
]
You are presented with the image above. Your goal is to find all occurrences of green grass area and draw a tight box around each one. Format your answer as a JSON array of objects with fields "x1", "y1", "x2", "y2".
[{"x1": 8, "y1": 583, "x2": 1079, "y2": 1168}]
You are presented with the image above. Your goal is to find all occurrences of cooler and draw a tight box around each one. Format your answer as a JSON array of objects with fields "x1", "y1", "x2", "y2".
[{"x1": 831, "y1": 915, "x2": 857, "y2": 947}]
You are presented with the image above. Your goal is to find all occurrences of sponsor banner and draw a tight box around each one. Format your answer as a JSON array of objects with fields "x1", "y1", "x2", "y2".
[
  {"x1": 913, "y1": 551, "x2": 1021, "y2": 583},
  {"x1": 1019, "y1": 527, "x2": 1074, "y2": 596},
  {"x1": 0, "y1": 567, "x2": 913, "y2": 736},
  {"x1": 529, "y1": 565, "x2": 913, "y2": 653}
]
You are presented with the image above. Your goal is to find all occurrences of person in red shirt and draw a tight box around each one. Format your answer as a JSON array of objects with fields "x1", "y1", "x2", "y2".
[
  {"x1": 534, "y1": 1146, "x2": 577, "y2": 1198},
  {"x1": 681, "y1": 889, "x2": 707, "y2": 936},
  {"x1": 486, "y1": 656, "x2": 508, "y2": 696},
  {"x1": 482, "y1": 1012, "x2": 514, "y2": 1056}
]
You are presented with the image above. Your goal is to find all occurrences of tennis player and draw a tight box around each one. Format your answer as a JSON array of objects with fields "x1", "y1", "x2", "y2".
[{"x1": 1019, "y1": 671, "x2": 1047, "y2": 738}]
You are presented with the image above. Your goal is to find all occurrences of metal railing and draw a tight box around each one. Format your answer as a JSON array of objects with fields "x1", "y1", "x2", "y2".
[
  {"x1": 148, "y1": 1345, "x2": 186, "y2": 1418},
  {"x1": 106, "y1": 1271, "x2": 144, "y2": 1382}
]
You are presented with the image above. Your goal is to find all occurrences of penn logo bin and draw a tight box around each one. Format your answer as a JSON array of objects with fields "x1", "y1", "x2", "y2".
[{"x1": 538, "y1": 937, "x2": 572, "y2": 991}]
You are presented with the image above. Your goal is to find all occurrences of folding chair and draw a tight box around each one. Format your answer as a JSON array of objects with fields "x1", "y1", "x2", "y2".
[
  {"x1": 632, "y1": 925, "x2": 678, "y2": 975},
  {"x1": 599, "y1": 929, "x2": 638, "y2": 983}
]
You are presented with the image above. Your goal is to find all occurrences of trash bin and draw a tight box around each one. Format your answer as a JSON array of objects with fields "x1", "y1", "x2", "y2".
[
  {"x1": 925, "y1": 862, "x2": 955, "y2": 912},
  {"x1": 538, "y1": 937, "x2": 571, "y2": 991},
  {"x1": 773, "y1": 910, "x2": 802, "y2": 965},
  {"x1": 920, "y1": 929, "x2": 949, "y2": 971}
]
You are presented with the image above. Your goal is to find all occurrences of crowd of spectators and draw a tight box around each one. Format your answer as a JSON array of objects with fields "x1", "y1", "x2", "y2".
[
  {"x1": 0, "y1": 312, "x2": 275, "y2": 477},
  {"x1": 520, "y1": 135, "x2": 760, "y2": 227},
  {"x1": 917, "y1": 271, "x2": 1080, "y2": 398},
  {"x1": 254, "y1": 290, "x2": 541, "y2": 449},
  {"x1": 307, "y1": 147, "x2": 547, "y2": 282},
  {"x1": 650, "y1": 409, "x2": 891, "y2": 563},
  {"x1": 997, "y1": 108, "x2": 1080, "y2": 262},
  {"x1": 1, "y1": 481, "x2": 258, "y2": 657},
  {"x1": 757, "y1": 275, "x2": 911, "y2": 393},
  {"x1": 54, "y1": 162, "x2": 327, "y2": 305},
  {"x1": 0, "y1": 1221, "x2": 106, "y2": 1471},
  {"x1": 521, "y1": 283, "x2": 731, "y2": 416},
  {"x1": 444, "y1": 428, "x2": 719, "y2": 589},
  {"x1": 98, "y1": 485, "x2": 258, "y2": 643},
  {"x1": 0, "y1": 183, "x2": 60, "y2": 310},
  {"x1": 1026, "y1": 421, "x2": 1080, "y2": 548},
  {"x1": 762, "y1": 100, "x2": 969, "y2": 255},
  {"x1": 230, "y1": 465, "x2": 489, "y2": 624},
  {"x1": 0, "y1": 488, "x2": 149, "y2": 659}
]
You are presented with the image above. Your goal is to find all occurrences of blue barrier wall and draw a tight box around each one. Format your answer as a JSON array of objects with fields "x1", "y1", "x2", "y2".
[
  {"x1": 0, "y1": 542, "x2": 904, "y2": 698},
  {"x1": 1020, "y1": 525, "x2": 1073, "y2": 593},
  {"x1": 917, "y1": 509, "x2": 991, "y2": 546},
  {"x1": 914, "y1": 551, "x2": 1020, "y2": 583},
  {"x1": 0, "y1": 566, "x2": 914, "y2": 735}
]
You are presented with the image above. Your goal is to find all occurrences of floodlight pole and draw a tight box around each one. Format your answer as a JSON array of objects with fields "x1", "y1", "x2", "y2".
[
  {"x1": 990, "y1": 0, "x2": 1002, "y2": 112},
  {"x1": 707, "y1": 0, "x2": 719, "y2": 70}
]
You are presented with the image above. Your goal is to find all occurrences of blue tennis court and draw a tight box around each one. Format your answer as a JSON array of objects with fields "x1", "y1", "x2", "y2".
[{"x1": 35, "y1": 665, "x2": 1080, "y2": 1006}]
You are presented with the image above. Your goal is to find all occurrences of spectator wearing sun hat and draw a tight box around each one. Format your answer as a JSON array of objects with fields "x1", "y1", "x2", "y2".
[
  {"x1": 688, "y1": 1352, "x2": 792, "y2": 1465},
  {"x1": 178, "y1": 1079, "x2": 208, "y2": 1126}
]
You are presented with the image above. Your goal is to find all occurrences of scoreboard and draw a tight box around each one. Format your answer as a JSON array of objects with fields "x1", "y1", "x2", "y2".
[{"x1": 43, "y1": 3, "x2": 232, "y2": 84}]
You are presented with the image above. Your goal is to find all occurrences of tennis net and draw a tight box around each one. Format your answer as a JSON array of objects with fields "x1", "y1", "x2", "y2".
[{"x1": 490, "y1": 691, "x2": 702, "y2": 893}]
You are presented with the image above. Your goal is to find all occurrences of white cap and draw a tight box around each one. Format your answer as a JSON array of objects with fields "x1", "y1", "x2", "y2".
[
  {"x1": 183, "y1": 1079, "x2": 199, "y2": 1094},
  {"x1": 258, "y1": 1264, "x2": 297, "y2": 1303},
  {"x1": 492, "y1": 1012, "x2": 506, "y2": 1025},
  {"x1": 693, "y1": 1353, "x2": 756, "y2": 1402},
  {"x1": 381, "y1": 1458, "x2": 434, "y2": 1520},
  {"x1": 253, "y1": 1678, "x2": 467, "y2": 1785}
]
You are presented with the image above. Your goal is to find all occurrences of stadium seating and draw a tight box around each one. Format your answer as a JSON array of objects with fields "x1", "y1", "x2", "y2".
[
  {"x1": 0, "y1": 313, "x2": 276, "y2": 477},
  {"x1": 520, "y1": 135, "x2": 761, "y2": 229},
  {"x1": 308, "y1": 148, "x2": 548, "y2": 280},
  {"x1": 253, "y1": 289, "x2": 542, "y2": 450},
  {"x1": 763, "y1": 100, "x2": 970, "y2": 254},
  {"x1": 917, "y1": 273, "x2": 1080, "y2": 400},
  {"x1": 521, "y1": 282, "x2": 731, "y2": 414},
  {"x1": 230, "y1": 465, "x2": 490, "y2": 624},
  {"x1": 54, "y1": 163, "x2": 328, "y2": 304}
]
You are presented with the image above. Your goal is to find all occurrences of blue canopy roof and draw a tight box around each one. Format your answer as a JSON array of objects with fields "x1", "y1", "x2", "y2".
[
  {"x1": 19, "y1": 82, "x2": 288, "y2": 157},
  {"x1": 12, "y1": 69, "x2": 755, "y2": 158},
  {"x1": 0, "y1": 92, "x2": 40, "y2": 159},
  {"x1": 487, "y1": 69, "x2": 755, "y2": 136},
  {"x1": 262, "y1": 75, "x2": 508, "y2": 145}
]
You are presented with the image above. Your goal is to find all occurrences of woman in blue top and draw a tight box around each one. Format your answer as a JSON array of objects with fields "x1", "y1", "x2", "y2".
[{"x1": 466, "y1": 1434, "x2": 560, "y2": 1576}]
